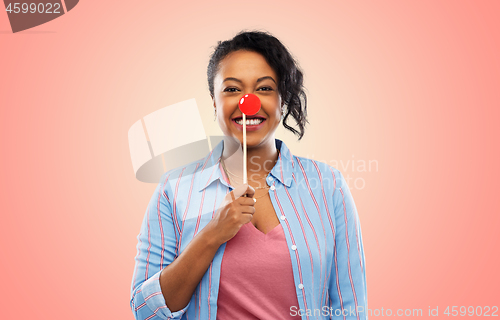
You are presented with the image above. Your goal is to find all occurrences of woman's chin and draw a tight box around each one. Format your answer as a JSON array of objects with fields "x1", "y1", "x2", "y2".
[{"x1": 225, "y1": 127, "x2": 275, "y2": 148}]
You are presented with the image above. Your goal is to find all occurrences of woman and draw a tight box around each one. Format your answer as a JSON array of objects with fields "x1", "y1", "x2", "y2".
[{"x1": 131, "y1": 30, "x2": 367, "y2": 320}]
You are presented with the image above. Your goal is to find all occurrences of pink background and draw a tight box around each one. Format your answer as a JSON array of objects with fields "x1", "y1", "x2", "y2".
[{"x1": 1, "y1": 1, "x2": 499, "y2": 319}]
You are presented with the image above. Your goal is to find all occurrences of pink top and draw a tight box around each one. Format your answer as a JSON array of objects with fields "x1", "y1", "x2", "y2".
[{"x1": 216, "y1": 222, "x2": 301, "y2": 319}]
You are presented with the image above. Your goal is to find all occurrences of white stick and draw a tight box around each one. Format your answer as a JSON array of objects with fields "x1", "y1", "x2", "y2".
[{"x1": 243, "y1": 113, "x2": 247, "y2": 185}]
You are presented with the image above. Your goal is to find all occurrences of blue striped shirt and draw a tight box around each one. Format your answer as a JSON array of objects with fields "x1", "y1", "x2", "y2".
[{"x1": 130, "y1": 138, "x2": 368, "y2": 320}]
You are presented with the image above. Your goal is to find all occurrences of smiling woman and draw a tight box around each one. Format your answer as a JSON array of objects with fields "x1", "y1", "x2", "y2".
[{"x1": 130, "y1": 30, "x2": 368, "y2": 320}]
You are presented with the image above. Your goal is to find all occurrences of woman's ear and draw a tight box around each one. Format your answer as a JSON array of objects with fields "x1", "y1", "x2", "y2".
[
  {"x1": 212, "y1": 99, "x2": 217, "y2": 121},
  {"x1": 211, "y1": 94, "x2": 217, "y2": 107}
]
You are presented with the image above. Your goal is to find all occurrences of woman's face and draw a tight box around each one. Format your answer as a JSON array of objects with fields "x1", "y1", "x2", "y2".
[{"x1": 212, "y1": 50, "x2": 282, "y2": 148}]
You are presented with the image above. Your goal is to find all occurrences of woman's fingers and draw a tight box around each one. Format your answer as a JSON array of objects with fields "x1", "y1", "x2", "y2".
[
  {"x1": 241, "y1": 213, "x2": 254, "y2": 224},
  {"x1": 244, "y1": 184, "x2": 256, "y2": 198},
  {"x1": 239, "y1": 196, "x2": 256, "y2": 206},
  {"x1": 240, "y1": 205, "x2": 256, "y2": 215},
  {"x1": 227, "y1": 184, "x2": 256, "y2": 202},
  {"x1": 228, "y1": 184, "x2": 246, "y2": 201},
  {"x1": 210, "y1": 184, "x2": 258, "y2": 243}
]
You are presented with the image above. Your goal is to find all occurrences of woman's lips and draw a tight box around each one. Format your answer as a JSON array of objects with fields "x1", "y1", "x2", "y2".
[{"x1": 232, "y1": 119, "x2": 266, "y2": 132}]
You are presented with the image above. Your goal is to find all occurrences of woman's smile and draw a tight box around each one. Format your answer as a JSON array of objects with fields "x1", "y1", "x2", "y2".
[{"x1": 231, "y1": 115, "x2": 267, "y2": 131}]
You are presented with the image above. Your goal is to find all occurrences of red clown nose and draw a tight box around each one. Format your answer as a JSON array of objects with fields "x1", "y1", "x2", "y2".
[{"x1": 238, "y1": 94, "x2": 261, "y2": 115}]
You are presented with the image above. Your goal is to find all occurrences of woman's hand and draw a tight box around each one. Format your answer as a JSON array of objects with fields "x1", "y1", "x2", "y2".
[
  {"x1": 205, "y1": 184, "x2": 256, "y2": 246},
  {"x1": 153, "y1": 184, "x2": 255, "y2": 313}
]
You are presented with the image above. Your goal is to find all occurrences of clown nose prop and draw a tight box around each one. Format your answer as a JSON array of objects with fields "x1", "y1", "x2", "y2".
[
  {"x1": 239, "y1": 93, "x2": 261, "y2": 115},
  {"x1": 238, "y1": 94, "x2": 262, "y2": 185}
]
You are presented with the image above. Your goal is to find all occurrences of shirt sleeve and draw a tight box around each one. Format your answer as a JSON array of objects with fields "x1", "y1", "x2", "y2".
[
  {"x1": 328, "y1": 170, "x2": 368, "y2": 320},
  {"x1": 130, "y1": 174, "x2": 191, "y2": 320}
]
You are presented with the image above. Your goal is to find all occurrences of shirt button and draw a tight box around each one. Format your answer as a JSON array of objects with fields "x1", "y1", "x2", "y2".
[
  {"x1": 268, "y1": 176, "x2": 273, "y2": 181},
  {"x1": 298, "y1": 283, "x2": 304, "y2": 289},
  {"x1": 291, "y1": 245, "x2": 297, "y2": 251},
  {"x1": 270, "y1": 185, "x2": 275, "y2": 191},
  {"x1": 280, "y1": 215, "x2": 286, "y2": 220}
]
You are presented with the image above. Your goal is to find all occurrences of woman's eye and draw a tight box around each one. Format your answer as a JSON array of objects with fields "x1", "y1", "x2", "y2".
[
  {"x1": 258, "y1": 87, "x2": 273, "y2": 91},
  {"x1": 224, "y1": 87, "x2": 239, "y2": 92}
]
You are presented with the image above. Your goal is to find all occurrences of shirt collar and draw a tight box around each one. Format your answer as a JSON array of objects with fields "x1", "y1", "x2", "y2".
[{"x1": 198, "y1": 138, "x2": 294, "y2": 192}]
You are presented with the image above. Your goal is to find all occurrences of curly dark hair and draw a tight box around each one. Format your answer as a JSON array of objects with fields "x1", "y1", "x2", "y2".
[{"x1": 207, "y1": 30, "x2": 308, "y2": 140}]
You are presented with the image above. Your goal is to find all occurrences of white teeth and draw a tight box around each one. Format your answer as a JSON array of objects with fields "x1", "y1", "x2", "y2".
[{"x1": 235, "y1": 118, "x2": 264, "y2": 125}]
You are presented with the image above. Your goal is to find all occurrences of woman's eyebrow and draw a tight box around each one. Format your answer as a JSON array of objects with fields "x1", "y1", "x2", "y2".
[{"x1": 223, "y1": 76, "x2": 277, "y2": 84}]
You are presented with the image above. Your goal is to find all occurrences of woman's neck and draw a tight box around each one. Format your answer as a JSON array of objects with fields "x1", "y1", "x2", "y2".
[{"x1": 221, "y1": 137, "x2": 279, "y2": 184}]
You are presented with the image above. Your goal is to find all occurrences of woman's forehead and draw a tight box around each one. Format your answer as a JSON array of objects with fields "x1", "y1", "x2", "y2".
[
  {"x1": 216, "y1": 51, "x2": 277, "y2": 82},
  {"x1": 219, "y1": 50, "x2": 275, "y2": 75}
]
